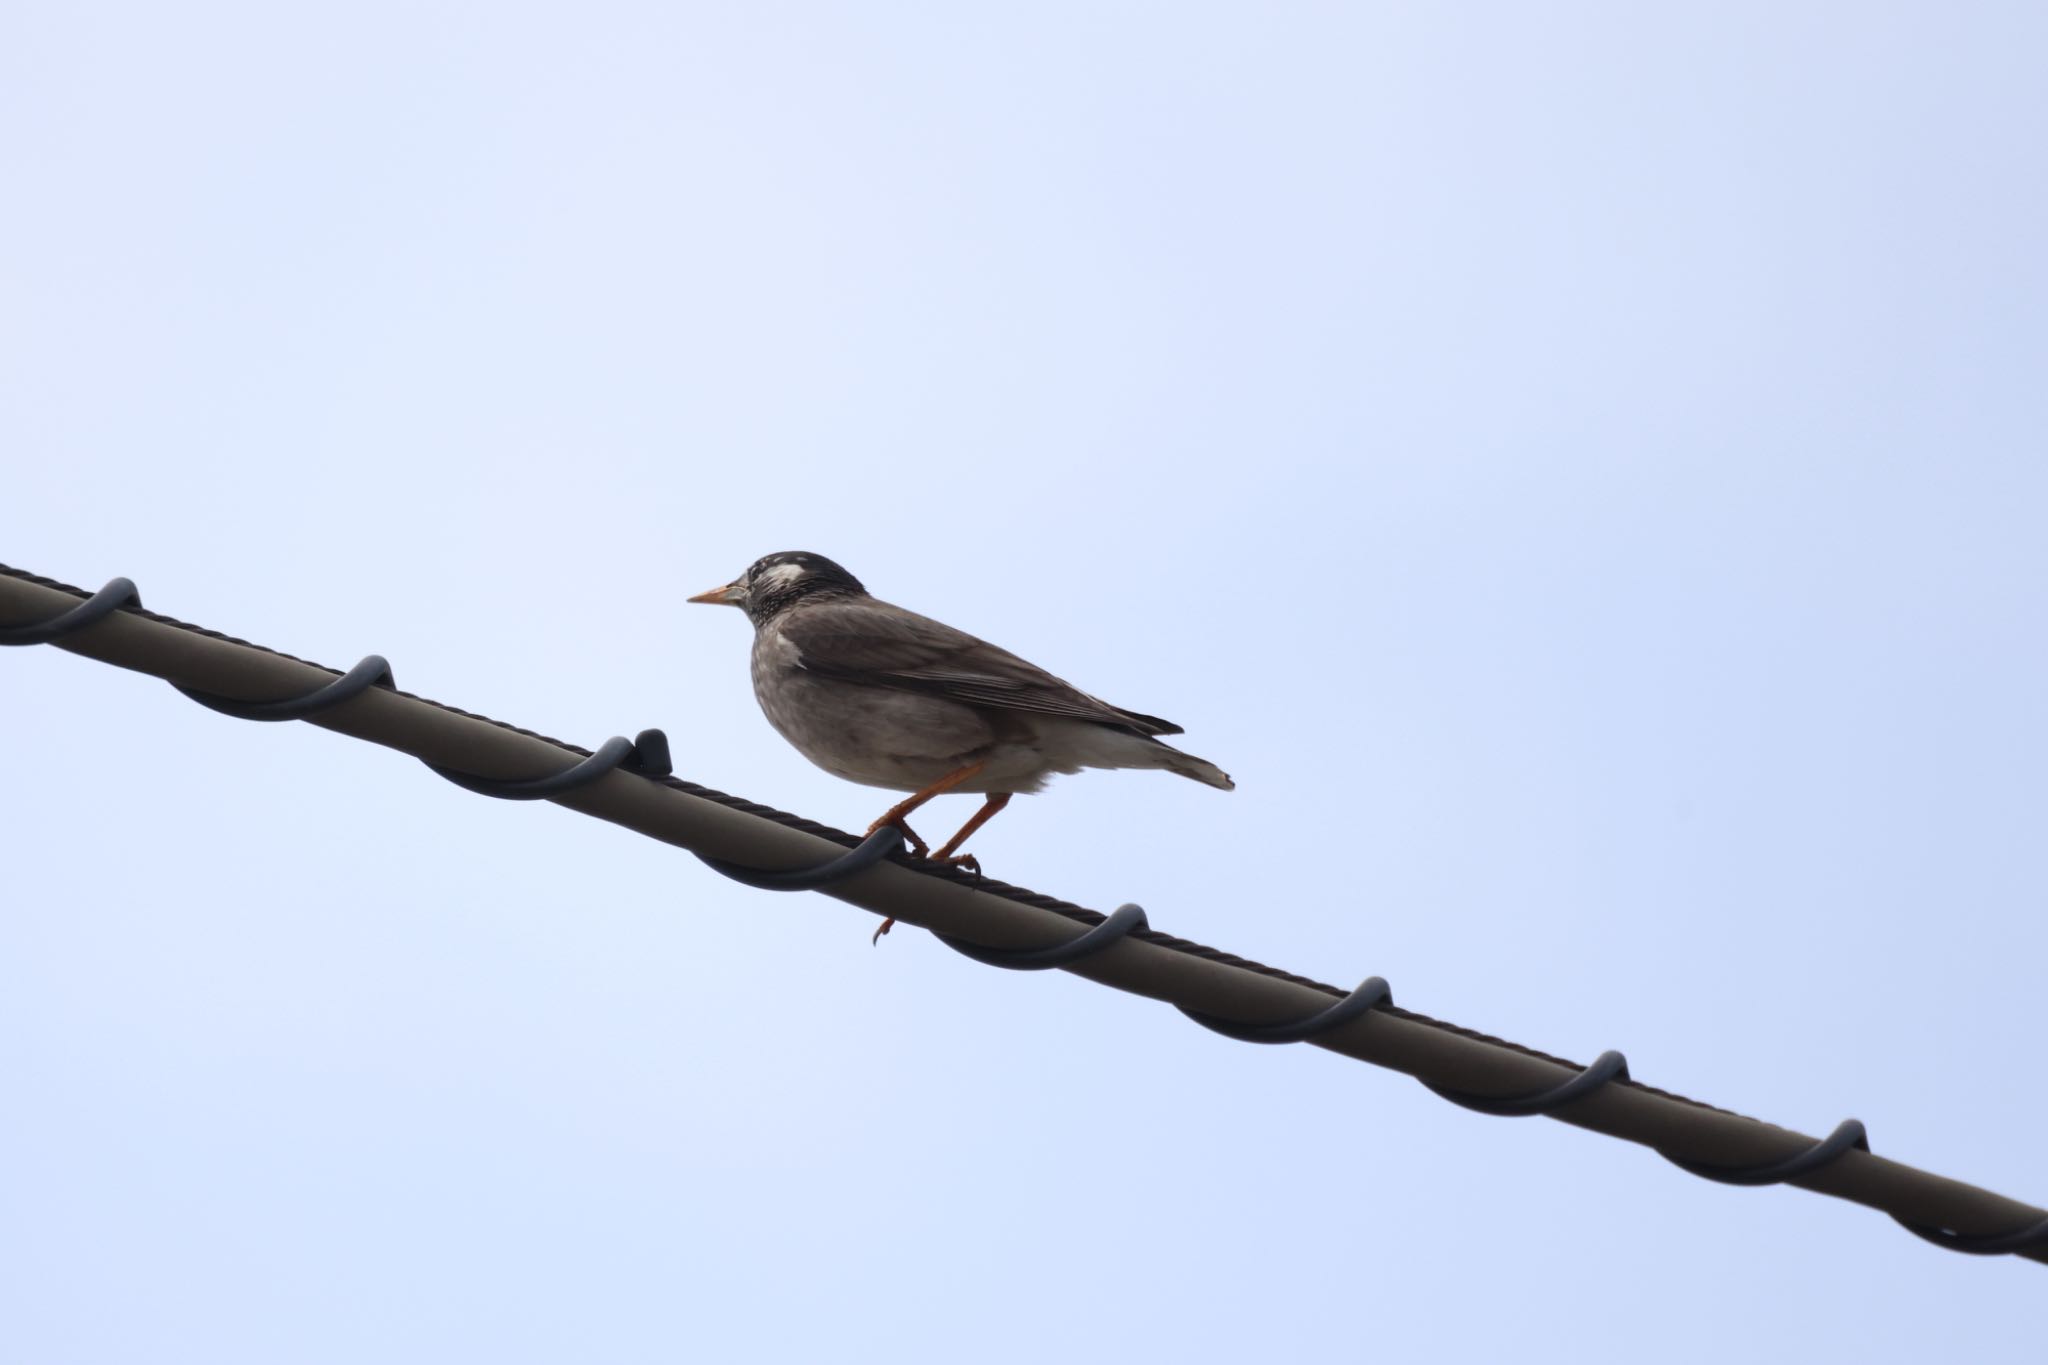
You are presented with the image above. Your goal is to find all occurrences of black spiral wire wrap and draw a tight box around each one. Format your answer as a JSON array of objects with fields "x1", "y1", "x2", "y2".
[
  {"x1": 935, "y1": 901, "x2": 1151, "y2": 969},
  {"x1": 4, "y1": 565, "x2": 2045, "y2": 1262},
  {"x1": 1666, "y1": 1116, "x2": 1868, "y2": 1186},
  {"x1": 177, "y1": 654, "x2": 396, "y2": 720},
  {"x1": 0, "y1": 575, "x2": 140, "y2": 645},
  {"x1": 427, "y1": 729, "x2": 673, "y2": 797},
  {"x1": 1895, "y1": 1214, "x2": 2048, "y2": 1255},
  {"x1": 697, "y1": 825, "x2": 905, "y2": 890},
  {"x1": 1181, "y1": 976, "x2": 1393, "y2": 1043},
  {"x1": 1427, "y1": 1048, "x2": 1633, "y2": 1117}
]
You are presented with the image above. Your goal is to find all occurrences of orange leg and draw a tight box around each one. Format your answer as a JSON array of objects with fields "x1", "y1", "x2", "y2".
[
  {"x1": 867, "y1": 763, "x2": 988, "y2": 945},
  {"x1": 866, "y1": 761, "x2": 986, "y2": 846},
  {"x1": 931, "y1": 792, "x2": 1012, "y2": 866},
  {"x1": 871, "y1": 792, "x2": 1015, "y2": 944}
]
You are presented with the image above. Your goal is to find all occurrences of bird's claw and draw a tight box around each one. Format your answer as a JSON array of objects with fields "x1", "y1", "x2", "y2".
[
  {"x1": 866, "y1": 849, "x2": 985, "y2": 945},
  {"x1": 866, "y1": 818, "x2": 928, "y2": 859},
  {"x1": 903, "y1": 845, "x2": 980, "y2": 875}
]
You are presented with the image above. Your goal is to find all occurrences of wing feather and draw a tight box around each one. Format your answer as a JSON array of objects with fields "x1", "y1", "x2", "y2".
[{"x1": 781, "y1": 600, "x2": 1184, "y2": 737}]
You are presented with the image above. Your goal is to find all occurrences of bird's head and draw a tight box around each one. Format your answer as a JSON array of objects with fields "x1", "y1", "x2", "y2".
[{"x1": 688, "y1": 551, "x2": 867, "y2": 624}]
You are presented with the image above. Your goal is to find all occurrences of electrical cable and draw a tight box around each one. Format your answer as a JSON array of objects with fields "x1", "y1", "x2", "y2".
[{"x1": 4, "y1": 563, "x2": 2042, "y2": 1265}]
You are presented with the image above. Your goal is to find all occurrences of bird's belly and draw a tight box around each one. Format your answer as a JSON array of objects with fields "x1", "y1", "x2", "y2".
[{"x1": 752, "y1": 666, "x2": 1002, "y2": 792}]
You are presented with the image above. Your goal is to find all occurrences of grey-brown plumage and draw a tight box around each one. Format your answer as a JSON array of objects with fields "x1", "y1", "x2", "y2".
[{"x1": 689, "y1": 551, "x2": 1232, "y2": 870}]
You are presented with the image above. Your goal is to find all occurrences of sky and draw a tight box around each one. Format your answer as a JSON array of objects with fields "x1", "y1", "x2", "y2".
[{"x1": 3, "y1": 3, "x2": 2045, "y2": 1360}]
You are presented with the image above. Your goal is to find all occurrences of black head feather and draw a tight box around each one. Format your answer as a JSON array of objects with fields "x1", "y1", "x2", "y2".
[{"x1": 741, "y1": 551, "x2": 866, "y2": 622}]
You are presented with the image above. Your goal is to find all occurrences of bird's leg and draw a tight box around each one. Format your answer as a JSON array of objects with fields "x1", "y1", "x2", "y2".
[
  {"x1": 929, "y1": 792, "x2": 1012, "y2": 868},
  {"x1": 866, "y1": 764, "x2": 990, "y2": 946},
  {"x1": 866, "y1": 761, "x2": 985, "y2": 849},
  {"x1": 870, "y1": 792, "x2": 1014, "y2": 944}
]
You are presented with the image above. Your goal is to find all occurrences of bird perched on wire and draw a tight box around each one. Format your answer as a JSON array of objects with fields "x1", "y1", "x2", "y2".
[{"x1": 690, "y1": 552, "x2": 1233, "y2": 933}]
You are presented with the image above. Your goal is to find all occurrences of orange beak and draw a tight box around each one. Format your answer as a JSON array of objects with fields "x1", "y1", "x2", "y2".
[{"x1": 688, "y1": 580, "x2": 744, "y2": 606}]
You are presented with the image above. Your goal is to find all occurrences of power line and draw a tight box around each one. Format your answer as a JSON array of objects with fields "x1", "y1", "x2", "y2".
[{"x1": 4, "y1": 562, "x2": 2044, "y2": 1265}]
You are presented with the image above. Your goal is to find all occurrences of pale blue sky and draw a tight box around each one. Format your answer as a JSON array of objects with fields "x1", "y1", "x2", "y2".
[{"x1": 3, "y1": 4, "x2": 2045, "y2": 1360}]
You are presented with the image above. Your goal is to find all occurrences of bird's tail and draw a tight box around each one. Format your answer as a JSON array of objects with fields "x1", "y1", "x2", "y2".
[{"x1": 1163, "y1": 747, "x2": 1235, "y2": 791}]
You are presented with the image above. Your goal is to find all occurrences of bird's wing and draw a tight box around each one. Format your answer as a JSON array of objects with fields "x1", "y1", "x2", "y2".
[{"x1": 780, "y1": 600, "x2": 1185, "y2": 737}]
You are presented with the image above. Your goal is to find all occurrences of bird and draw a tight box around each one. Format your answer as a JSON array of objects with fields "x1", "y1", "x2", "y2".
[{"x1": 689, "y1": 551, "x2": 1233, "y2": 936}]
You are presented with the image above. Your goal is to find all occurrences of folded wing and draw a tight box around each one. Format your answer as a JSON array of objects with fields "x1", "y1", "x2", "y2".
[{"x1": 782, "y1": 600, "x2": 1184, "y2": 737}]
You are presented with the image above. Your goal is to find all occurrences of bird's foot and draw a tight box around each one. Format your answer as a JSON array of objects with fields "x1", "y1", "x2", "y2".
[
  {"x1": 868, "y1": 853, "x2": 985, "y2": 946},
  {"x1": 866, "y1": 817, "x2": 928, "y2": 859}
]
